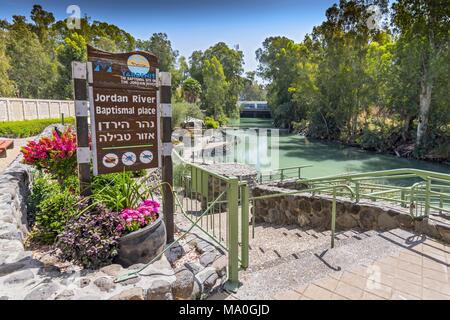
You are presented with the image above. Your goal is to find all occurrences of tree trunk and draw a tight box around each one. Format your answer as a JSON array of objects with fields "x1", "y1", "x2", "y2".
[{"x1": 416, "y1": 74, "x2": 433, "y2": 149}]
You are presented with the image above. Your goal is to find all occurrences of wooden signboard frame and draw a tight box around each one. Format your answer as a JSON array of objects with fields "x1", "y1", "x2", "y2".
[{"x1": 71, "y1": 46, "x2": 174, "y2": 243}]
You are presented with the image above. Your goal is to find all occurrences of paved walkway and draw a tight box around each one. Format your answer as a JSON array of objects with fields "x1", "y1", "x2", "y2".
[
  {"x1": 0, "y1": 138, "x2": 30, "y2": 172},
  {"x1": 272, "y1": 237, "x2": 450, "y2": 300}
]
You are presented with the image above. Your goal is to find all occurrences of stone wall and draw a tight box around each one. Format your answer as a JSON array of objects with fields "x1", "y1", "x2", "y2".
[{"x1": 252, "y1": 184, "x2": 450, "y2": 244}]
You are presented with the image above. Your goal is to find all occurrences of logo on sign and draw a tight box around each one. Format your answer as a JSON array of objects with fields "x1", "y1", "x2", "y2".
[{"x1": 127, "y1": 54, "x2": 150, "y2": 75}]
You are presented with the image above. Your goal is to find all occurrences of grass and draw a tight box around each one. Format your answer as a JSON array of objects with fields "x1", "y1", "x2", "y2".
[{"x1": 0, "y1": 118, "x2": 75, "y2": 138}]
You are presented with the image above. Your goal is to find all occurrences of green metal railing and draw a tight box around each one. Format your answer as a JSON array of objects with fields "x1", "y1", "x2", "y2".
[
  {"x1": 172, "y1": 150, "x2": 249, "y2": 291},
  {"x1": 298, "y1": 169, "x2": 450, "y2": 218},
  {"x1": 257, "y1": 165, "x2": 313, "y2": 183}
]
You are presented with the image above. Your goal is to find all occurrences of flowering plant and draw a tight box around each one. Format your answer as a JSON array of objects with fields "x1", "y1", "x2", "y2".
[
  {"x1": 117, "y1": 199, "x2": 160, "y2": 233},
  {"x1": 21, "y1": 128, "x2": 77, "y2": 184}
]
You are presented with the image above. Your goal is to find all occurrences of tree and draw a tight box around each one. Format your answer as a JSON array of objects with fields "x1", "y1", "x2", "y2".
[
  {"x1": 240, "y1": 71, "x2": 266, "y2": 101},
  {"x1": 30, "y1": 4, "x2": 55, "y2": 44},
  {"x1": 55, "y1": 32, "x2": 87, "y2": 99},
  {"x1": 202, "y1": 57, "x2": 228, "y2": 119},
  {"x1": 204, "y1": 42, "x2": 244, "y2": 118},
  {"x1": 6, "y1": 15, "x2": 57, "y2": 98},
  {"x1": 392, "y1": 0, "x2": 450, "y2": 151},
  {"x1": 136, "y1": 33, "x2": 178, "y2": 71},
  {"x1": 182, "y1": 77, "x2": 202, "y2": 103},
  {"x1": 0, "y1": 30, "x2": 15, "y2": 96}
]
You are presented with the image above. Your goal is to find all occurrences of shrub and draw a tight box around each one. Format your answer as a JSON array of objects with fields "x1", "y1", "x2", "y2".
[
  {"x1": 172, "y1": 102, "x2": 204, "y2": 129},
  {"x1": 57, "y1": 202, "x2": 123, "y2": 269},
  {"x1": 31, "y1": 190, "x2": 78, "y2": 244},
  {"x1": 0, "y1": 118, "x2": 75, "y2": 138},
  {"x1": 21, "y1": 128, "x2": 77, "y2": 186},
  {"x1": 27, "y1": 173, "x2": 59, "y2": 223},
  {"x1": 204, "y1": 116, "x2": 219, "y2": 129}
]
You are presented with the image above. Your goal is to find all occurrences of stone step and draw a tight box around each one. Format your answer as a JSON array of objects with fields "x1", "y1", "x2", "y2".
[
  {"x1": 248, "y1": 223, "x2": 382, "y2": 269},
  {"x1": 236, "y1": 228, "x2": 415, "y2": 300}
]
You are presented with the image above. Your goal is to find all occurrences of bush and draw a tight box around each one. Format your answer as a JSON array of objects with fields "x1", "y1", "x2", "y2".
[
  {"x1": 0, "y1": 118, "x2": 75, "y2": 138},
  {"x1": 31, "y1": 189, "x2": 78, "y2": 244},
  {"x1": 27, "y1": 173, "x2": 59, "y2": 224},
  {"x1": 21, "y1": 127, "x2": 77, "y2": 185},
  {"x1": 172, "y1": 102, "x2": 204, "y2": 129},
  {"x1": 204, "y1": 116, "x2": 219, "y2": 129},
  {"x1": 57, "y1": 202, "x2": 123, "y2": 269}
]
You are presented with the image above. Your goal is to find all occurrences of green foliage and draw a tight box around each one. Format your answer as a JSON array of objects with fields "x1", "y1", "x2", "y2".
[
  {"x1": 256, "y1": 0, "x2": 449, "y2": 158},
  {"x1": 27, "y1": 173, "x2": 59, "y2": 222},
  {"x1": 31, "y1": 187, "x2": 78, "y2": 244},
  {"x1": 172, "y1": 102, "x2": 204, "y2": 129},
  {"x1": 56, "y1": 202, "x2": 123, "y2": 269},
  {"x1": 204, "y1": 116, "x2": 219, "y2": 129},
  {"x1": 136, "y1": 33, "x2": 178, "y2": 72},
  {"x1": 202, "y1": 56, "x2": 228, "y2": 119},
  {"x1": 6, "y1": 15, "x2": 57, "y2": 99},
  {"x1": 182, "y1": 77, "x2": 202, "y2": 103},
  {"x1": 55, "y1": 32, "x2": 87, "y2": 99},
  {"x1": 92, "y1": 171, "x2": 153, "y2": 212},
  {"x1": 0, "y1": 118, "x2": 75, "y2": 138},
  {"x1": 240, "y1": 71, "x2": 266, "y2": 101},
  {"x1": 0, "y1": 30, "x2": 15, "y2": 96}
]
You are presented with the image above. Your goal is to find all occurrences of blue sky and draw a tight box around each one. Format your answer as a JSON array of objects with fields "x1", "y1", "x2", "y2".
[{"x1": 1, "y1": 0, "x2": 336, "y2": 72}]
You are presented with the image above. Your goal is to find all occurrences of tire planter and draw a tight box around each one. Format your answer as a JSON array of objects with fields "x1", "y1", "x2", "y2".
[{"x1": 114, "y1": 214, "x2": 166, "y2": 268}]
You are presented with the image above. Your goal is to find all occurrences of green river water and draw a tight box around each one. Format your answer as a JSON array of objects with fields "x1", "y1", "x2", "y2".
[{"x1": 219, "y1": 118, "x2": 450, "y2": 179}]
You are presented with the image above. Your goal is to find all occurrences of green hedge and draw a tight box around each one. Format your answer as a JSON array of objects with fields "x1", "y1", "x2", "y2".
[{"x1": 0, "y1": 118, "x2": 75, "y2": 138}]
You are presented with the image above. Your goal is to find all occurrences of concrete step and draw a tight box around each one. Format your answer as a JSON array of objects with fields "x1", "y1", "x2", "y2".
[
  {"x1": 236, "y1": 228, "x2": 416, "y2": 300},
  {"x1": 248, "y1": 223, "x2": 382, "y2": 268}
]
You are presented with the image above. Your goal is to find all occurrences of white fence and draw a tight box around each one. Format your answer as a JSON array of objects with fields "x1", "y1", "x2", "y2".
[{"x1": 0, "y1": 97, "x2": 75, "y2": 122}]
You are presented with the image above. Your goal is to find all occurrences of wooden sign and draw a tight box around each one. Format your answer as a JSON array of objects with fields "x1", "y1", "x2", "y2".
[{"x1": 87, "y1": 46, "x2": 160, "y2": 175}]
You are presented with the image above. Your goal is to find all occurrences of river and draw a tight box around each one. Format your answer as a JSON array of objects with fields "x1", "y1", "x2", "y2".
[{"x1": 212, "y1": 118, "x2": 450, "y2": 179}]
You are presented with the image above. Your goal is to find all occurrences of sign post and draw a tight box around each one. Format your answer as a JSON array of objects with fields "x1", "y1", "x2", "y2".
[
  {"x1": 72, "y1": 46, "x2": 174, "y2": 243},
  {"x1": 160, "y1": 72, "x2": 174, "y2": 243},
  {"x1": 72, "y1": 61, "x2": 91, "y2": 197}
]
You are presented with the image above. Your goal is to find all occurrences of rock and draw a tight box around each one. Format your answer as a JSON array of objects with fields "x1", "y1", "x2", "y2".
[
  {"x1": 24, "y1": 282, "x2": 60, "y2": 300},
  {"x1": 195, "y1": 240, "x2": 216, "y2": 254},
  {"x1": 109, "y1": 288, "x2": 144, "y2": 300},
  {"x1": 94, "y1": 277, "x2": 115, "y2": 292},
  {"x1": 138, "y1": 256, "x2": 174, "y2": 277},
  {"x1": 172, "y1": 268, "x2": 194, "y2": 300},
  {"x1": 146, "y1": 279, "x2": 173, "y2": 300},
  {"x1": 3, "y1": 269, "x2": 34, "y2": 285},
  {"x1": 100, "y1": 264, "x2": 123, "y2": 277},
  {"x1": 396, "y1": 214, "x2": 414, "y2": 229},
  {"x1": 191, "y1": 280, "x2": 201, "y2": 300},
  {"x1": 211, "y1": 256, "x2": 227, "y2": 277},
  {"x1": 39, "y1": 254, "x2": 59, "y2": 267},
  {"x1": 377, "y1": 212, "x2": 398, "y2": 231},
  {"x1": 195, "y1": 267, "x2": 218, "y2": 292},
  {"x1": 119, "y1": 276, "x2": 141, "y2": 286},
  {"x1": 77, "y1": 295, "x2": 101, "y2": 300},
  {"x1": 184, "y1": 262, "x2": 203, "y2": 275},
  {"x1": 165, "y1": 243, "x2": 185, "y2": 263},
  {"x1": 55, "y1": 289, "x2": 74, "y2": 300},
  {"x1": 199, "y1": 252, "x2": 217, "y2": 267},
  {"x1": 0, "y1": 223, "x2": 21, "y2": 240},
  {"x1": 78, "y1": 277, "x2": 91, "y2": 288},
  {"x1": 0, "y1": 261, "x2": 26, "y2": 276}
]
